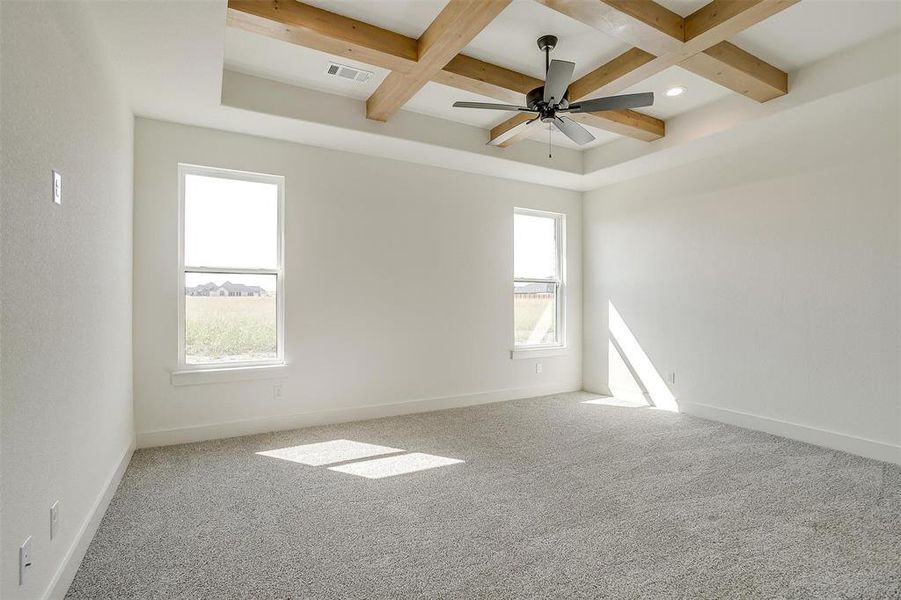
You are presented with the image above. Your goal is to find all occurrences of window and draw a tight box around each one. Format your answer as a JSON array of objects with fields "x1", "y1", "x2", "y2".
[
  {"x1": 514, "y1": 208, "x2": 564, "y2": 348},
  {"x1": 178, "y1": 165, "x2": 284, "y2": 368}
]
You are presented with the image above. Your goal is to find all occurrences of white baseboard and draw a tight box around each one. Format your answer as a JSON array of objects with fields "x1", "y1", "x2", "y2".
[
  {"x1": 137, "y1": 381, "x2": 583, "y2": 448},
  {"x1": 680, "y1": 401, "x2": 901, "y2": 465},
  {"x1": 43, "y1": 440, "x2": 135, "y2": 600}
]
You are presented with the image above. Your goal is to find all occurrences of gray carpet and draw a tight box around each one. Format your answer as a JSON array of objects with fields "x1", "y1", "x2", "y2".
[{"x1": 67, "y1": 392, "x2": 901, "y2": 599}]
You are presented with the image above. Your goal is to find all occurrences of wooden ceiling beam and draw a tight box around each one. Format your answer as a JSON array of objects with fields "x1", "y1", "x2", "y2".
[
  {"x1": 535, "y1": 0, "x2": 795, "y2": 101},
  {"x1": 485, "y1": 0, "x2": 796, "y2": 147},
  {"x1": 365, "y1": 0, "x2": 511, "y2": 122},
  {"x1": 680, "y1": 41, "x2": 788, "y2": 101},
  {"x1": 227, "y1": 1, "x2": 665, "y2": 143},
  {"x1": 535, "y1": 0, "x2": 684, "y2": 55},
  {"x1": 433, "y1": 54, "x2": 542, "y2": 105},
  {"x1": 488, "y1": 113, "x2": 542, "y2": 147},
  {"x1": 227, "y1": 0, "x2": 418, "y2": 73},
  {"x1": 683, "y1": 0, "x2": 799, "y2": 51}
]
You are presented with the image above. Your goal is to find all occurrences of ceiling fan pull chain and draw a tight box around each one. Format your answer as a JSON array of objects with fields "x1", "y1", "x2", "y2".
[{"x1": 548, "y1": 125, "x2": 552, "y2": 159}]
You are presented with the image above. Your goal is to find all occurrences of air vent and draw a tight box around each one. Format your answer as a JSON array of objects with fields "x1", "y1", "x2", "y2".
[{"x1": 325, "y1": 62, "x2": 373, "y2": 83}]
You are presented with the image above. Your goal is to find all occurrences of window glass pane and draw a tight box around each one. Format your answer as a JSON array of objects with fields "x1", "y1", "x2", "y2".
[
  {"x1": 184, "y1": 174, "x2": 278, "y2": 269},
  {"x1": 185, "y1": 273, "x2": 277, "y2": 364},
  {"x1": 514, "y1": 213, "x2": 557, "y2": 279},
  {"x1": 514, "y1": 281, "x2": 557, "y2": 345}
]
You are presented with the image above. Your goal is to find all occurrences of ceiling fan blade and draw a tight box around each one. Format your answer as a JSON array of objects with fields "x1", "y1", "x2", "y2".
[
  {"x1": 543, "y1": 60, "x2": 575, "y2": 105},
  {"x1": 453, "y1": 101, "x2": 531, "y2": 111},
  {"x1": 553, "y1": 116, "x2": 595, "y2": 145},
  {"x1": 566, "y1": 92, "x2": 654, "y2": 113},
  {"x1": 487, "y1": 117, "x2": 540, "y2": 147}
]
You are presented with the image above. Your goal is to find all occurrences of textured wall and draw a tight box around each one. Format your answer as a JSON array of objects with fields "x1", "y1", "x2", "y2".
[
  {"x1": 132, "y1": 118, "x2": 582, "y2": 444},
  {"x1": 1, "y1": 3, "x2": 134, "y2": 598},
  {"x1": 583, "y1": 71, "x2": 901, "y2": 460}
]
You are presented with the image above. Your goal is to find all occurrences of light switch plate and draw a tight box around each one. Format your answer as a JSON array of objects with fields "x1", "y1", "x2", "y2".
[
  {"x1": 20, "y1": 536, "x2": 32, "y2": 585},
  {"x1": 50, "y1": 500, "x2": 60, "y2": 540},
  {"x1": 52, "y1": 170, "x2": 62, "y2": 205}
]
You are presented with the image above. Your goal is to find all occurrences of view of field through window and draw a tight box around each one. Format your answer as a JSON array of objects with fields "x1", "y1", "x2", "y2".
[
  {"x1": 183, "y1": 171, "x2": 280, "y2": 365},
  {"x1": 514, "y1": 281, "x2": 557, "y2": 345},
  {"x1": 514, "y1": 211, "x2": 560, "y2": 346},
  {"x1": 185, "y1": 273, "x2": 277, "y2": 364}
]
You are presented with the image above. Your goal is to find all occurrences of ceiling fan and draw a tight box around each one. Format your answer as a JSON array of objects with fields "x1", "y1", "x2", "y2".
[{"x1": 452, "y1": 35, "x2": 654, "y2": 148}]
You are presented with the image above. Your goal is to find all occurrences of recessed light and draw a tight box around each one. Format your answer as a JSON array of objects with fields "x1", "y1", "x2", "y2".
[{"x1": 665, "y1": 86, "x2": 686, "y2": 97}]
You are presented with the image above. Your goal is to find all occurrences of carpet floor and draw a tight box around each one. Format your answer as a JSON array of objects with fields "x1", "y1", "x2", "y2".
[{"x1": 67, "y1": 392, "x2": 901, "y2": 599}]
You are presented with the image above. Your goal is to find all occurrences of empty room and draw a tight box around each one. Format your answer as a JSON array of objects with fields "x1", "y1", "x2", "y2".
[{"x1": 2, "y1": 0, "x2": 900, "y2": 598}]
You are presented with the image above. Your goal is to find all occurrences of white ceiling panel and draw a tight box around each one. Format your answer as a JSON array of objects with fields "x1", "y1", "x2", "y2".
[
  {"x1": 526, "y1": 122, "x2": 621, "y2": 150},
  {"x1": 462, "y1": 0, "x2": 632, "y2": 80},
  {"x1": 732, "y1": 0, "x2": 901, "y2": 72},
  {"x1": 224, "y1": 28, "x2": 389, "y2": 99},
  {"x1": 603, "y1": 65, "x2": 733, "y2": 120},
  {"x1": 406, "y1": 82, "x2": 512, "y2": 128},
  {"x1": 300, "y1": 0, "x2": 446, "y2": 39}
]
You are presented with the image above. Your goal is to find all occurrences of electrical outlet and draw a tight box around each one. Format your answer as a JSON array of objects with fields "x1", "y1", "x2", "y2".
[
  {"x1": 52, "y1": 170, "x2": 62, "y2": 205},
  {"x1": 535, "y1": 362, "x2": 543, "y2": 374},
  {"x1": 20, "y1": 536, "x2": 32, "y2": 585},
  {"x1": 273, "y1": 384, "x2": 283, "y2": 400},
  {"x1": 50, "y1": 501, "x2": 60, "y2": 540}
]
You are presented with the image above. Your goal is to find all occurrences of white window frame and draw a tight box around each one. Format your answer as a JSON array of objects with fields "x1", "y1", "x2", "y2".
[
  {"x1": 176, "y1": 163, "x2": 285, "y2": 371},
  {"x1": 513, "y1": 207, "x2": 566, "y2": 351}
]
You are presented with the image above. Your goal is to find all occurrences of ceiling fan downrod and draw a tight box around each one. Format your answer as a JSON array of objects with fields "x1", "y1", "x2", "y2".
[{"x1": 537, "y1": 34, "x2": 558, "y2": 75}]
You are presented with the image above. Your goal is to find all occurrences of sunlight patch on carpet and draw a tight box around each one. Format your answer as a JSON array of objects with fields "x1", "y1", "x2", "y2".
[
  {"x1": 257, "y1": 439, "x2": 403, "y2": 466},
  {"x1": 328, "y1": 453, "x2": 464, "y2": 479}
]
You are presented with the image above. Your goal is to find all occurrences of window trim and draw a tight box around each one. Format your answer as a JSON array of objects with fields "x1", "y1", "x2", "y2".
[
  {"x1": 513, "y1": 207, "x2": 565, "y2": 350},
  {"x1": 176, "y1": 163, "x2": 286, "y2": 371}
]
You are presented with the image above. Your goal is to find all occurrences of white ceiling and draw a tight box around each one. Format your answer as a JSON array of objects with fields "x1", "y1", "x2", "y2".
[
  {"x1": 226, "y1": 28, "x2": 389, "y2": 100},
  {"x1": 81, "y1": 0, "x2": 900, "y2": 190},
  {"x1": 461, "y1": 1, "x2": 632, "y2": 80},
  {"x1": 223, "y1": 0, "x2": 900, "y2": 151},
  {"x1": 731, "y1": 0, "x2": 901, "y2": 72},
  {"x1": 299, "y1": 0, "x2": 446, "y2": 39},
  {"x1": 657, "y1": 0, "x2": 900, "y2": 72},
  {"x1": 611, "y1": 65, "x2": 733, "y2": 120}
]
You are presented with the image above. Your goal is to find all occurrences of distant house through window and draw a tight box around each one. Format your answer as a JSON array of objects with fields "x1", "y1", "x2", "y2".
[
  {"x1": 514, "y1": 208, "x2": 564, "y2": 348},
  {"x1": 178, "y1": 164, "x2": 284, "y2": 367}
]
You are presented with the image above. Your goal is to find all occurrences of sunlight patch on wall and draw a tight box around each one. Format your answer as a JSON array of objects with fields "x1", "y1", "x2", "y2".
[
  {"x1": 607, "y1": 339, "x2": 649, "y2": 405},
  {"x1": 608, "y1": 301, "x2": 678, "y2": 412},
  {"x1": 257, "y1": 439, "x2": 403, "y2": 466}
]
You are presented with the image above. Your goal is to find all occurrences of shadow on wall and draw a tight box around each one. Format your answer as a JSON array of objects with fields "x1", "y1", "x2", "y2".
[{"x1": 605, "y1": 301, "x2": 678, "y2": 412}]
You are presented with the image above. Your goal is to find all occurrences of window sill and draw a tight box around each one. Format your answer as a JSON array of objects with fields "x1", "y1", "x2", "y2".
[
  {"x1": 171, "y1": 363, "x2": 288, "y2": 386},
  {"x1": 510, "y1": 347, "x2": 568, "y2": 360}
]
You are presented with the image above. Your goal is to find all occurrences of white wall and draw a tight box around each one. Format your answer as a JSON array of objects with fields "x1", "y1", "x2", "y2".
[
  {"x1": 133, "y1": 118, "x2": 581, "y2": 446},
  {"x1": 1, "y1": 3, "x2": 135, "y2": 599},
  {"x1": 583, "y1": 71, "x2": 901, "y2": 463}
]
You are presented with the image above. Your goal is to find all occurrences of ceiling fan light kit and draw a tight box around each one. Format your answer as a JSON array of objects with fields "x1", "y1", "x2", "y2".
[{"x1": 452, "y1": 35, "x2": 655, "y2": 152}]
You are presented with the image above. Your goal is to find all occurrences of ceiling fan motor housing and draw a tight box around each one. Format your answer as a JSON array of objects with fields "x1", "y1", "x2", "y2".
[{"x1": 527, "y1": 86, "x2": 569, "y2": 121}]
